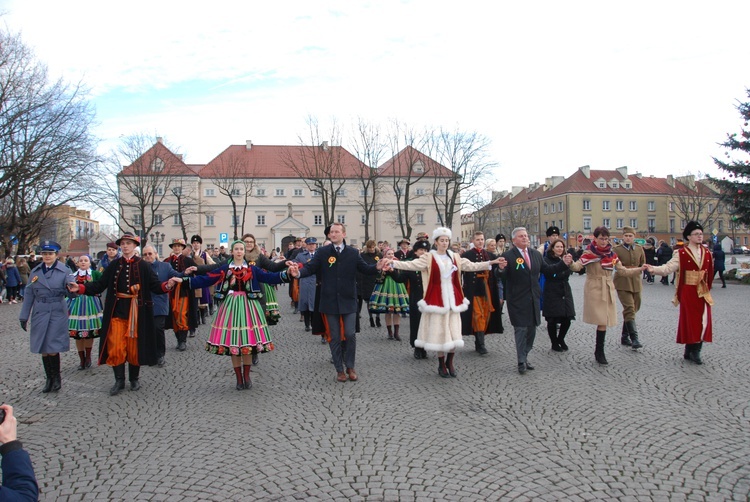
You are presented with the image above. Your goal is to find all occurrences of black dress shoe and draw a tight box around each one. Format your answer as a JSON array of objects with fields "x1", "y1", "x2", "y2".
[
  {"x1": 525, "y1": 362, "x2": 535, "y2": 370},
  {"x1": 157, "y1": 356, "x2": 165, "y2": 367},
  {"x1": 129, "y1": 380, "x2": 141, "y2": 391},
  {"x1": 177, "y1": 342, "x2": 187, "y2": 351},
  {"x1": 518, "y1": 363, "x2": 526, "y2": 374}
]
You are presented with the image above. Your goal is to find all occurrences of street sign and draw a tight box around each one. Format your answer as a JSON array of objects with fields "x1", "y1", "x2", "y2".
[
  {"x1": 219, "y1": 232, "x2": 229, "y2": 244},
  {"x1": 713, "y1": 235, "x2": 718, "y2": 243},
  {"x1": 562, "y1": 232, "x2": 568, "y2": 240},
  {"x1": 712, "y1": 228, "x2": 718, "y2": 236},
  {"x1": 577, "y1": 233, "x2": 583, "y2": 243}
]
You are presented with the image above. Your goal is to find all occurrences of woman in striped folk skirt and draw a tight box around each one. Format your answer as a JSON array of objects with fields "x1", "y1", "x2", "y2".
[
  {"x1": 185, "y1": 240, "x2": 299, "y2": 390},
  {"x1": 369, "y1": 249, "x2": 409, "y2": 341},
  {"x1": 67, "y1": 255, "x2": 103, "y2": 370}
]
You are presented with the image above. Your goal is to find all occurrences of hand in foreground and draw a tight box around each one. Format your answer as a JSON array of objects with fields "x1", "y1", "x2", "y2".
[
  {"x1": 67, "y1": 282, "x2": 80, "y2": 293},
  {"x1": 563, "y1": 254, "x2": 573, "y2": 265},
  {"x1": 20, "y1": 321, "x2": 27, "y2": 332},
  {"x1": 493, "y1": 257, "x2": 507, "y2": 269},
  {"x1": 645, "y1": 265, "x2": 655, "y2": 274},
  {"x1": 377, "y1": 258, "x2": 392, "y2": 271},
  {"x1": 167, "y1": 277, "x2": 182, "y2": 290},
  {"x1": 284, "y1": 260, "x2": 296, "y2": 268},
  {"x1": 0, "y1": 404, "x2": 18, "y2": 444},
  {"x1": 184, "y1": 266, "x2": 197, "y2": 275},
  {"x1": 287, "y1": 264, "x2": 300, "y2": 278}
]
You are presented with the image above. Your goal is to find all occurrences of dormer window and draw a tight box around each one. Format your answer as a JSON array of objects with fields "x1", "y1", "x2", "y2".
[
  {"x1": 412, "y1": 160, "x2": 425, "y2": 174},
  {"x1": 598, "y1": 182, "x2": 606, "y2": 188},
  {"x1": 611, "y1": 181, "x2": 619, "y2": 188},
  {"x1": 150, "y1": 158, "x2": 165, "y2": 172}
]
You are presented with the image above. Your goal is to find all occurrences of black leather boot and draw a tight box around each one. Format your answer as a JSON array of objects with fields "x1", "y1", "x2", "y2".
[
  {"x1": 595, "y1": 330, "x2": 608, "y2": 365},
  {"x1": 129, "y1": 364, "x2": 141, "y2": 391},
  {"x1": 41, "y1": 356, "x2": 53, "y2": 393},
  {"x1": 110, "y1": 364, "x2": 126, "y2": 395},
  {"x1": 176, "y1": 331, "x2": 187, "y2": 351},
  {"x1": 445, "y1": 352, "x2": 457, "y2": 377},
  {"x1": 620, "y1": 323, "x2": 631, "y2": 346},
  {"x1": 547, "y1": 323, "x2": 562, "y2": 352},
  {"x1": 627, "y1": 320, "x2": 643, "y2": 349},
  {"x1": 437, "y1": 357, "x2": 449, "y2": 378},
  {"x1": 688, "y1": 342, "x2": 703, "y2": 365},
  {"x1": 475, "y1": 332, "x2": 488, "y2": 355},
  {"x1": 50, "y1": 354, "x2": 62, "y2": 392}
]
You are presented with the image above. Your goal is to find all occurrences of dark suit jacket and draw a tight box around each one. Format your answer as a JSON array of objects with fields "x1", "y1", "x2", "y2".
[
  {"x1": 298, "y1": 243, "x2": 379, "y2": 315},
  {"x1": 498, "y1": 247, "x2": 567, "y2": 327}
]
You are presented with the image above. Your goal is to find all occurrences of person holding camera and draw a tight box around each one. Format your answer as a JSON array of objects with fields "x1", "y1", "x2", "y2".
[{"x1": 0, "y1": 404, "x2": 40, "y2": 501}]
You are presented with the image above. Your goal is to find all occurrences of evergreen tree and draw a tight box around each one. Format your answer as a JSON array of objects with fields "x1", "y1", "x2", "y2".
[{"x1": 710, "y1": 89, "x2": 750, "y2": 225}]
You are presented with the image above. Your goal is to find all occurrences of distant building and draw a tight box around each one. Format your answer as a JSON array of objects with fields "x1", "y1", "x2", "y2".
[{"x1": 40, "y1": 205, "x2": 100, "y2": 255}]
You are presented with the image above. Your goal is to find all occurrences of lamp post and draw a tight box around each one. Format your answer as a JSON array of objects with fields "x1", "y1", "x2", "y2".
[{"x1": 150, "y1": 232, "x2": 165, "y2": 256}]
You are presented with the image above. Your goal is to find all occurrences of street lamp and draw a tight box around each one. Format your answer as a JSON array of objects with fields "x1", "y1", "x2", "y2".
[{"x1": 150, "y1": 232, "x2": 165, "y2": 255}]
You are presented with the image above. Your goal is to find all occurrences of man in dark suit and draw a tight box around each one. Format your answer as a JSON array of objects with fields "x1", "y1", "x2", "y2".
[
  {"x1": 498, "y1": 227, "x2": 572, "y2": 374},
  {"x1": 297, "y1": 223, "x2": 386, "y2": 382}
]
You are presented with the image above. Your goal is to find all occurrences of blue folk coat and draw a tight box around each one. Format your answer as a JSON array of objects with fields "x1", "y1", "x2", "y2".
[{"x1": 19, "y1": 260, "x2": 73, "y2": 354}]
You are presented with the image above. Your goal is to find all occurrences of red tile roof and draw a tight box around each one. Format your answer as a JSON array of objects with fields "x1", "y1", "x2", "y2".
[
  {"x1": 378, "y1": 146, "x2": 455, "y2": 178},
  {"x1": 119, "y1": 142, "x2": 197, "y2": 176}
]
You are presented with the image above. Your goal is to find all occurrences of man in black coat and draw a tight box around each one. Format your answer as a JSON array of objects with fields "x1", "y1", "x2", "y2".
[
  {"x1": 497, "y1": 227, "x2": 571, "y2": 374},
  {"x1": 298, "y1": 223, "x2": 386, "y2": 382},
  {"x1": 656, "y1": 241, "x2": 673, "y2": 285}
]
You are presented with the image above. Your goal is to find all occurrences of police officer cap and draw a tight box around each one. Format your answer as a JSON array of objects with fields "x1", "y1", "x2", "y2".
[
  {"x1": 546, "y1": 226, "x2": 560, "y2": 237},
  {"x1": 39, "y1": 240, "x2": 62, "y2": 253},
  {"x1": 305, "y1": 237, "x2": 317, "y2": 244}
]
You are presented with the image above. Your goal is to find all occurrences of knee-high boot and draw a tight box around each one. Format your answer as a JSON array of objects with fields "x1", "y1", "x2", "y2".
[
  {"x1": 547, "y1": 322, "x2": 561, "y2": 352},
  {"x1": 688, "y1": 342, "x2": 703, "y2": 365},
  {"x1": 50, "y1": 354, "x2": 61, "y2": 392},
  {"x1": 386, "y1": 325, "x2": 393, "y2": 340},
  {"x1": 626, "y1": 320, "x2": 643, "y2": 349},
  {"x1": 110, "y1": 364, "x2": 126, "y2": 395},
  {"x1": 393, "y1": 324, "x2": 401, "y2": 341},
  {"x1": 77, "y1": 350, "x2": 87, "y2": 370},
  {"x1": 558, "y1": 319, "x2": 570, "y2": 351},
  {"x1": 242, "y1": 364, "x2": 253, "y2": 389},
  {"x1": 233, "y1": 366, "x2": 244, "y2": 390},
  {"x1": 128, "y1": 364, "x2": 141, "y2": 391},
  {"x1": 475, "y1": 332, "x2": 488, "y2": 355},
  {"x1": 595, "y1": 330, "x2": 608, "y2": 365},
  {"x1": 620, "y1": 323, "x2": 631, "y2": 346},
  {"x1": 437, "y1": 356, "x2": 449, "y2": 378},
  {"x1": 41, "y1": 356, "x2": 53, "y2": 393}
]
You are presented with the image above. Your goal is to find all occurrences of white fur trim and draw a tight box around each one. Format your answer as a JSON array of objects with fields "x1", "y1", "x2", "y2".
[
  {"x1": 417, "y1": 339, "x2": 465, "y2": 352},
  {"x1": 432, "y1": 227, "x2": 452, "y2": 241}
]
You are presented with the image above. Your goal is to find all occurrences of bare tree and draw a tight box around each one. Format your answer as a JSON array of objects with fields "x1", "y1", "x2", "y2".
[
  {"x1": 422, "y1": 127, "x2": 497, "y2": 229},
  {"x1": 203, "y1": 148, "x2": 256, "y2": 239},
  {"x1": 669, "y1": 174, "x2": 721, "y2": 228},
  {"x1": 89, "y1": 135, "x2": 187, "y2": 244},
  {"x1": 0, "y1": 29, "x2": 99, "y2": 255},
  {"x1": 348, "y1": 118, "x2": 386, "y2": 241},
  {"x1": 466, "y1": 191, "x2": 495, "y2": 236},
  {"x1": 170, "y1": 180, "x2": 202, "y2": 241},
  {"x1": 382, "y1": 121, "x2": 433, "y2": 240},
  {"x1": 282, "y1": 116, "x2": 348, "y2": 227}
]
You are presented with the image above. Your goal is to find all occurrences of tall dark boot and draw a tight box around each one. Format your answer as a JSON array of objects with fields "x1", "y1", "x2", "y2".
[
  {"x1": 683, "y1": 344, "x2": 692, "y2": 360},
  {"x1": 176, "y1": 331, "x2": 187, "y2": 351},
  {"x1": 445, "y1": 352, "x2": 457, "y2": 377},
  {"x1": 595, "y1": 330, "x2": 608, "y2": 365},
  {"x1": 437, "y1": 356, "x2": 449, "y2": 378},
  {"x1": 50, "y1": 354, "x2": 62, "y2": 392},
  {"x1": 386, "y1": 325, "x2": 394, "y2": 340},
  {"x1": 688, "y1": 342, "x2": 703, "y2": 365},
  {"x1": 242, "y1": 364, "x2": 253, "y2": 389},
  {"x1": 620, "y1": 323, "x2": 632, "y2": 346},
  {"x1": 393, "y1": 324, "x2": 401, "y2": 341},
  {"x1": 369, "y1": 315, "x2": 375, "y2": 327},
  {"x1": 547, "y1": 323, "x2": 562, "y2": 352},
  {"x1": 558, "y1": 319, "x2": 571, "y2": 351},
  {"x1": 475, "y1": 332, "x2": 488, "y2": 355},
  {"x1": 84, "y1": 347, "x2": 93, "y2": 368},
  {"x1": 128, "y1": 364, "x2": 141, "y2": 391},
  {"x1": 41, "y1": 356, "x2": 53, "y2": 393},
  {"x1": 626, "y1": 320, "x2": 643, "y2": 349},
  {"x1": 110, "y1": 364, "x2": 126, "y2": 395},
  {"x1": 233, "y1": 366, "x2": 244, "y2": 390},
  {"x1": 375, "y1": 315, "x2": 381, "y2": 327},
  {"x1": 77, "y1": 350, "x2": 86, "y2": 370}
]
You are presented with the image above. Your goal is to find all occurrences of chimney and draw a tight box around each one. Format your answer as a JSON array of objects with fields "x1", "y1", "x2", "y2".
[
  {"x1": 246, "y1": 140, "x2": 253, "y2": 150},
  {"x1": 667, "y1": 175, "x2": 675, "y2": 187},
  {"x1": 320, "y1": 141, "x2": 329, "y2": 151},
  {"x1": 579, "y1": 165, "x2": 590, "y2": 178},
  {"x1": 156, "y1": 137, "x2": 163, "y2": 144}
]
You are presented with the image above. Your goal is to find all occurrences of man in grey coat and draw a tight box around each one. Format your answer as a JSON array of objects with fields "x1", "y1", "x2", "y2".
[
  {"x1": 19, "y1": 240, "x2": 73, "y2": 393},
  {"x1": 497, "y1": 228, "x2": 571, "y2": 374},
  {"x1": 294, "y1": 237, "x2": 319, "y2": 332}
]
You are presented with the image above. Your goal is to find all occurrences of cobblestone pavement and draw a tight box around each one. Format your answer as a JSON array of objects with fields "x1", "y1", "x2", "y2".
[{"x1": 1, "y1": 274, "x2": 748, "y2": 501}]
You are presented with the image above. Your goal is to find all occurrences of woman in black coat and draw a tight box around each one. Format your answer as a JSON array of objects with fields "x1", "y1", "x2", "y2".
[
  {"x1": 356, "y1": 240, "x2": 381, "y2": 328},
  {"x1": 542, "y1": 239, "x2": 576, "y2": 352}
]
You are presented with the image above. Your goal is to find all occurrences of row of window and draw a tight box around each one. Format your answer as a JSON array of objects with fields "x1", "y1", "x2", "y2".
[
  {"x1": 152, "y1": 186, "x2": 446, "y2": 199},
  {"x1": 137, "y1": 213, "x2": 430, "y2": 228},
  {"x1": 581, "y1": 217, "x2": 740, "y2": 233}
]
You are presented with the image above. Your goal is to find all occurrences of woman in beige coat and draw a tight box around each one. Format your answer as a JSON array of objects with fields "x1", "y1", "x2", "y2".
[{"x1": 570, "y1": 227, "x2": 644, "y2": 365}]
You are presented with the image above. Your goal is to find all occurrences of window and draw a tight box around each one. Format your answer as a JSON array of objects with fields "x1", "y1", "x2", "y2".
[
  {"x1": 172, "y1": 186, "x2": 182, "y2": 196},
  {"x1": 558, "y1": 202, "x2": 564, "y2": 212},
  {"x1": 559, "y1": 220, "x2": 564, "y2": 230},
  {"x1": 550, "y1": 203, "x2": 556, "y2": 214},
  {"x1": 583, "y1": 200, "x2": 591, "y2": 211},
  {"x1": 680, "y1": 219, "x2": 686, "y2": 229},
  {"x1": 598, "y1": 182, "x2": 606, "y2": 188},
  {"x1": 230, "y1": 188, "x2": 241, "y2": 196},
  {"x1": 293, "y1": 188, "x2": 303, "y2": 197},
  {"x1": 603, "y1": 201, "x2": 610, "y2": 211},
  {"x1": 206, "y1": 215, "x2": 214, "y2": 226},
  {"x1": 336, "y1": 189, "x2": 346, "y2": 197},
  {"x1": 629, "y1": 201, "x2": 637, "y2": 211},
  {"x1": 150, "y1": 158, "x2": 164, "y2": 172},
  {"x1": 154, "y1": 214, "x2": 163, "y2": 226},
  {"x1": 583, "y1": 217, "x2": 591, "y2": 230},
  {"x1": 534, "y1": 207, "x2": 539, "y2": 216},
  {"x1": 359, "y1": 188, "x2": 368, "y2": 197},
  {"x1": 155, "y1": 187, "x2": 164, "y2": 196},
  {"x1": 134, "y1": 214, "x2": 142, "y2": 226},
  {"x1": 275, "y1": 188, "x2": 285, "y2": 196},
  {"x1": 544, "y1": 203, "x2": 548, "y2": 214},
  {"x1": 616, "y1": 218, "x2": 624, "y2": 229},
  {"x1": 337, "y1": 214, "x2": 346, "y2": 224},
  {"x1": 648, "y1": 218, "x2": 655, "y2": 232},
  {"x1": 204, "y1": 188, "x2": 215, "y2": 197},
  {"x1": 361, "y1": 214, "x2": 366, "y2": 225},
  {"x1": 616, "y1": 200, "x2": 623, "y2": 211},
  {"x1": 232, "y1": 214, "x2": 240, "y2": 226},
  {"x1": 415, "y1": 188, "x2": 425, "y2": 196},
  {"x1": 689, "y1": 203, "x2": 695, "y2": 212},
  {"x1": 603, "y1": 218, "x2": 611, "y2": 228},
  {"x1": 257, "y1": 215, "x2": 266, "y2": 226},
  {"x1": 173, "y1": 214, "x2": 182, "y2": 225},
  {"x1": 612, "y1": 181, "x2": 619, "y2": 189},
  {"x1": 255, "y1": 188, "x2": 266, "y2": 197},
  {"x1": 435, "y1": 188, "x2": 445, "y2": 196},
  {"x1": 314, "y1": 215, "x2": 323, "y2": 225},
  {"x1": 630, "y1": 218, "x2": 637, "y2": 228},
  {"x1": 648, "y1": 201, "x2": 655, "y2": 211},
  {"x1": 708, "y1": 203, "x2": 714, "y2": 212},
  {"x1": 669, "y1": 218, "x2": 675, "y2": 233},
  {"x1": 668, "y1": 202, "x2": 674, "y2": 212},
  {"x1": 718, "y1": 220, "x2": 724, "y2": 231},
  {"x1": 623, "y1": 182, "x2": 631, "y2": 189},
  {"x1": 311, "y1": 189, "x2": 321, "y2": 197}
]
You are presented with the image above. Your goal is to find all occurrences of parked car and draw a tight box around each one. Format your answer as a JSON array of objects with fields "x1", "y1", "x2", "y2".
[{"x1": 732, "y1": 246, "x2": 750, "y2": 255}]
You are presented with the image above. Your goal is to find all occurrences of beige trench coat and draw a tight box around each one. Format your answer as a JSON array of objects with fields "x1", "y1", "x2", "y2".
[{"x1": 570, "y1": 260, "x2": 642, "y2": 327}]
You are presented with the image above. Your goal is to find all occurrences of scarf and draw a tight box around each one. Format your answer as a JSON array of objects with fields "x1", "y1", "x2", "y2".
[{"x1": 579, "y1": 241, "x2": 618, "y2": 270}]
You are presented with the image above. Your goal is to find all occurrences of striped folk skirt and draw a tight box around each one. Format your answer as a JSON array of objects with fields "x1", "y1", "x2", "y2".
[
  {"x1": 369, "y1": 276, "x2": 410, "y2": 313},
  {"x1": 67, "y1": 295, "x2": 103, "y2": 339},
  {"x1": 263, "y1": 283, "x2": 281, "y2": 325},
  {"x1": 205, "y1": 291, "x2": 274, "y2": 356}
]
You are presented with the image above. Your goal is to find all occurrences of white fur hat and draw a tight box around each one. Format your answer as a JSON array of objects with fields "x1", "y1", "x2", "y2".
[{"x1": 432, "y1": 227, "x2": 452, "y2": 241}]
